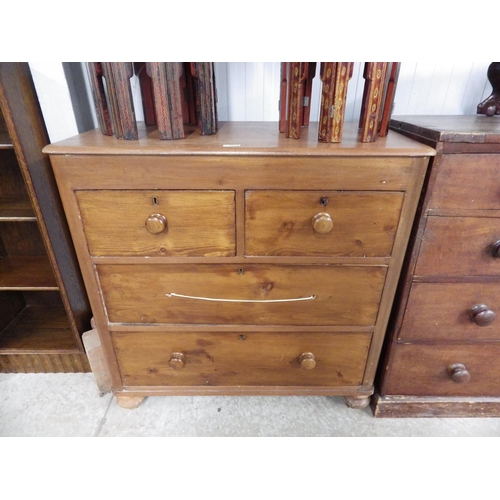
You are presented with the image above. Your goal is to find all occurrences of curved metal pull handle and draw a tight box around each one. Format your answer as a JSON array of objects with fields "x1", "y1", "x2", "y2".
[{"x1": 166, "y1": 292, "x2": 316, "y2": 303}]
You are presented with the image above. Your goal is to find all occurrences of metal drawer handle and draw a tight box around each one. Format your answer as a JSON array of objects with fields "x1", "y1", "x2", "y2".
[{"x1": 166, "y1": 292, "x2": 316, "y2": 303}]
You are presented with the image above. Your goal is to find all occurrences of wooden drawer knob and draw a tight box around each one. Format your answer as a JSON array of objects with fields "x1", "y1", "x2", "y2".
[
  {"x1": 145, "y1": 214, "x2": 167, "y2": 234},
  {"x1": 312, "y1": 213, "x2": 333, "y2": 234},
  {"x1": 299, "y1": 352, "x2": 316, "y2": 370},
  {"x1": 469, "y1": 304, "x2": 496, "y2": 326},
  {"x1": 448, "y1": 363, "x2": 471, "y2": 384},
  {"x1": 168, "y1": 352, "x2": 185, "y2": 370},
  {"x1": 492, "y1": 240, "x2": 500, "y2": 258}
]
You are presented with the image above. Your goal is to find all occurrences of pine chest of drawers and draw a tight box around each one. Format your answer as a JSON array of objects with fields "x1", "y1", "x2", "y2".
[
  {"x1": 372, "y1": 115, "x2": 500, "y2": 417},
  {"x1": 44, "y1": 122, "x2": 433, "y2": 409}
]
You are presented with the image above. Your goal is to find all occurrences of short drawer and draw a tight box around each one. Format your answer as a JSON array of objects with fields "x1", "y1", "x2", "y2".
[
  {"x1": 112, "y1": 330, "x2": 372, "y2": 387},
  {"x1": 399, "y1": 282, "x2": 500, "y2": 342},
  {"x1": 76, "y1": 190, "x2": 235, "y2": 257},
  {"x1": 98, "y1": 263, "x2": 387, "y2": 326},
  {"x1": 245, "y1": 190, "x2": 404, "y2": 257},
  {"x1": 415, "y1": 216, "x2": 500, "y2": 277},
  {"x1": 382, "y1": 343, "x2": 500, "y2": 397},
  {"x1": 429, "y1": 154, "x2": 500, "y2": 211}
]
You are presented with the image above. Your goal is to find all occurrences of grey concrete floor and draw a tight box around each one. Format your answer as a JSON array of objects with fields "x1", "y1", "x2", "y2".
[{"x1": 1, "y1": 372, "x2": 500, "y2": 436}]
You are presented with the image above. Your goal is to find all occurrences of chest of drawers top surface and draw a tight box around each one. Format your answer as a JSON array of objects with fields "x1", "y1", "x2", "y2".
[
  {"x1": 390, "y1": 115, "x2": 500, "y2": 145},
  {"x1": 43, "y1": 121, "x2": 435, "y2": 157}
]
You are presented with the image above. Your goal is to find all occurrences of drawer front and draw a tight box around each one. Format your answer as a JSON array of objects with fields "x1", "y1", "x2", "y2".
[
  {"x1": 415, "y1": 216, "x2": 500, "y2": 277},
  {"x1": 399, "y1": 283, "x2": 500, "y2": 342},
  {"x1": 112, "y1": 330, "x2": 372, "y2": 387},
  {"x1": 429, "y1": 154, "x2": 500, "y2": 211},
  {"x1": 245, "y1": 190, "x2": 404, "y2": 257},
  {"x1": 98, "y1": 264, "x2": 387, "y2": 326},
  {"x1": 76, "y1": 190, "x2": 236, "y2": 257},
  {"x1": 382, "y1": 343, "x2": 500, "y2": 397}
]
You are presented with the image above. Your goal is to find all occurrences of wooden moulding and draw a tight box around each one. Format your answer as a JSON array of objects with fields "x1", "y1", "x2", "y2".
[
  {"x1": 318, "y1": 62, "x2": 353, "y2": 143},
  {"x1": 145, "y1": 62, "x2": 185, "y2": 140},
  {"x1": 86, "y1": 63, "x2": 113, "y2": 136},
  {"x1": 100, "y1": 63, "x2": 138, "y2": 140},
  {"x1": 280, "y1": 62, "x2": 400, "y2": 144},
  {"x1": 378, "y1": 62, "x2": 400, "y2": 137},
  {"x1": 88, "y1": 62, "x2": 218, "y2": 141},
  {"x1": 279, "y1": 62, "x2": 316, "y2": 138},
  {"x1": 189, "y1": 62, "x2": 218, "y2": 136},
  {"x1": 359, "y1": 62, "x2": 400, "y2": 142},
  {"x1": 359, "y1": 62, "x2": 389, "y2": 142}
]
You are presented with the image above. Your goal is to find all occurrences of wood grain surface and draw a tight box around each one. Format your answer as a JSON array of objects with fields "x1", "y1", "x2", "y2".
[
  {"x1": 381, "y1": 343, "x2": 500, "y2": 397},
  {"x1": 398, "y1": 282, "x2": 500, "y2": 342},
  {"x1": 245, "y1": 190, "x2": 403, "y2": 257},
  {"x1": 98, "y1": 263, "x2": 387, "y2": 326},
  {"x1": 76, "y1": 189, "x2": 236, "y2": 257},
  {"x1": 415, "y1": 216, "x2": 500, "y2": 277},
  {"x1": 112, "y1": 330, "x2": 372, "y2": 387}
]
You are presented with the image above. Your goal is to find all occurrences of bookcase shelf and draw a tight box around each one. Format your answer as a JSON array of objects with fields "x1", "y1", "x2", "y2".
[{"x1": 0, "y1": 63, "x2": 92, "y2": 372}]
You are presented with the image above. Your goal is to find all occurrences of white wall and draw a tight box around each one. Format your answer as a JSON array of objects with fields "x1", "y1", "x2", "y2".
[
  {"x1": 214, "y1": 62, "x2": 492, "y2": 121},
  {"x1": 29, "y1": 62, "x2": 80, "y2": 143},
  {"x1": 29, "y1": 62, "x2": 494, "y2": 143}
]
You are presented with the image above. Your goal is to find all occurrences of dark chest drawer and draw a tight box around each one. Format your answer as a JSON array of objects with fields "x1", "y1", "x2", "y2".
[{"x1": 428, "y1": 154, "x2": 500, "y2": 211}]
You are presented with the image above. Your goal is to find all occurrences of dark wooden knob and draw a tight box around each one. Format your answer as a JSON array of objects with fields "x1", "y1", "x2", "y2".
[
  {"x1": 145, "y1": 214, "x2": 167, "y2": 234},
  {"x1": 448, "y1": 363, "x2": 471, "y2": 384},
  {"x1": 299, "y1": 352, "x2": 316, "y2": 370},
  {"x1": 492, "y1": 240, "x2": 500, "y2": 258},
  {"x1": 469, "y1": 304, "x2": 496, "y2": 326},
  {"x1": 312, "y1": 213, "x2": 333, "y2": 234},
  {"x1": 168, "y1": 352, "x2": 185, "y2": 370}
]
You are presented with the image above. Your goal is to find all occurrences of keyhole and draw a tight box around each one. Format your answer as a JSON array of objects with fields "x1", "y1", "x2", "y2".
[
  {"x1": 320, "y1": 197, "x2": 328, "y2": 207},
  {"x1": 153, "y1": 196, "x2": 159, "y2": 205},
  {"x1": 238, "y1": 268, "x2": 244, "y2": 275}
]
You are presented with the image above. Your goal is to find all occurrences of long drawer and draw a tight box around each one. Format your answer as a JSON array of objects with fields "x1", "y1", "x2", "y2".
[
  {"x1": 76, "y1": 189, "x2": 236, "y2": 257},
  {"x1": 245, "y1": 190, "x2": 404, "y2": 257},
  {"x1": 382, "y1": 343, "x2": 500, "y2": 397},
  {"x1": 97, "y1": 263, "x2": 387, "y2": 326},
  {"x1": 112, "y1": 330, "x2": 372, "y2": 387},
  {"x1": 399, "y1": 282, "x2": 500, "y2": 342}
]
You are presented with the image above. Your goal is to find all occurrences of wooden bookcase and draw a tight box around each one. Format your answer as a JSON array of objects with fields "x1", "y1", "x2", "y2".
[{"x1": 0, "y1": 63, "x2": 91, "y2": 372}]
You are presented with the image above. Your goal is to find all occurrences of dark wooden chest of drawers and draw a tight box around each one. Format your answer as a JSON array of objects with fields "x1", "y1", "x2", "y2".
[
  {"x1": 44, "y1": 122, "x2": 433, "y2": 409},
  {"x1": 372, "y1": 115, "x2": 500, "y2": 417}
]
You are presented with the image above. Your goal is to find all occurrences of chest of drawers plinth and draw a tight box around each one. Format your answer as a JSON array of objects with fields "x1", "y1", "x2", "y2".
[{"x1": 44, "y1": 122, "x2": 433, "y2": 409}]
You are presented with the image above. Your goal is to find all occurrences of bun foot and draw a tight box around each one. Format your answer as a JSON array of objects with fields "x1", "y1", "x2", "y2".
[
  {"x1": 344, "y1": 396, "x2": 370, "y2": 409},
  {"x1": 116, "y1": 395, "x2": 145, "y2": 409}
]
